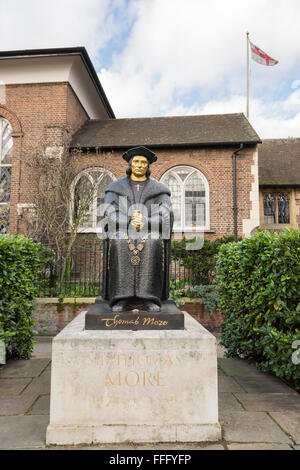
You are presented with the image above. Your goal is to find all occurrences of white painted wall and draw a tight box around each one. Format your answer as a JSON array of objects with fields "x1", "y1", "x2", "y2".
[{"x1": 243, "y1": 148, "x2": 260, "y2": 237}]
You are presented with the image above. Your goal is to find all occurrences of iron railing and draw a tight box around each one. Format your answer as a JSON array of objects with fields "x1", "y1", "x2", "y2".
[
  {"x1": 37, "y1": 242, "x2": 202, "y2": 297},
  {"x1": 38, "y1": 244, "x2": 103, "y2": 297}
]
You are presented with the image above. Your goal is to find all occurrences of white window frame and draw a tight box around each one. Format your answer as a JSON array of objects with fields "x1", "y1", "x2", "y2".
[
  {"x1": 70, "y1": 167, "x2": 116, "y2": 233},
  {"x1": 160, "y1": 165, "x2": 210, "y2": 232},
  {"x1": 0, "y1": 117, "x2": 13, "y2": 206}
]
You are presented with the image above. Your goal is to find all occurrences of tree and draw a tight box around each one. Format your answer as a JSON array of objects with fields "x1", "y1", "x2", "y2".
[{"x1": 22, "y1": 134, "x2": 107, "y2": 280}]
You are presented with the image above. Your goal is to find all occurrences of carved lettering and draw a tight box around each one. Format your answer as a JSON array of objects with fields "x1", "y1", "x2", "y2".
[
  {"x1": 125, "y1": 370, "x2": 140, "y2": 387},
  {"x1": 105, "y1": 371, "x2": 121, "y2": 386}
]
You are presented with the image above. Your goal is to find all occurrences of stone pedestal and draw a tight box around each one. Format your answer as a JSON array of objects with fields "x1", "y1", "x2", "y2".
[{"x1": 46, "y1": 311, "x2": 221, "y2": 445}]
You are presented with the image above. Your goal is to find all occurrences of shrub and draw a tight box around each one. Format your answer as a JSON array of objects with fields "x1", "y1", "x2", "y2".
[
  {"x1": 169, "y1": 282, "x2": 219, "y2": 313},
  {"x1": 0, "y1": 235, "x2": 45, "y2": 359},
  {"x1": 171, "y1": 235, "x2": 239, "y2": 285},
  {"x1": 216, "y1": 229, "x2": 300, "y2": 390}
]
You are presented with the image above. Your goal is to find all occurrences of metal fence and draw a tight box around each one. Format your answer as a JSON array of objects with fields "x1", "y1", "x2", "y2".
[
  {"x1": 38, "y1": 244, "x2": 103, "y2": 297},
  {"x1": 37, "y1": 242, "x2": 202, "y2": 297}
]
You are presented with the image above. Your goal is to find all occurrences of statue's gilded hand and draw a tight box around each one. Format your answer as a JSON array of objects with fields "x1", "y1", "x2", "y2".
[{"x1": 131, "y1": 210, "x2": 144, "y2": 231}]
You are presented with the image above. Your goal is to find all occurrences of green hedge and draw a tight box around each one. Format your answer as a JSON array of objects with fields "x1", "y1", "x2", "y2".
[
  {"x1": 216, "y1": 229, "x2": 300, "y2": 390},
  {"x1": 171, "y1": 235, "x2": 240, "y2": 285},
  {"x1": 0, "y1": 235, "x2": 45, "y2": 359}
]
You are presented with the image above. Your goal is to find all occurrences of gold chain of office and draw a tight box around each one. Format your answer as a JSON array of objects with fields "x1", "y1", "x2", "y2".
[{"x1": 119, "y1": 232, "x2": 150, "y2": 265}]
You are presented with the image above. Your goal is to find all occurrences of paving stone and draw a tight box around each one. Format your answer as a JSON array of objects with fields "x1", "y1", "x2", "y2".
[
  {"x1": 270, "y1": 412, "x2": 300, "y2": 444},
  {"x1": 235, "y1": 394, "x2": 300, "y2": 412},
  {"x1": 293, "y1": 445, "x2": 300, "y2": 450},
  {"x1": 0, "y1": 378, "x2": 32, "y2": 396},
  {"x1": 233, "y1": 375, "x2": 297, "y2": 394},
  {"x1": 0, "y1": 394, "x2": 37, "y2": 415},
  {"x1": 219, "y1": 393, "x2": 244, "y2": 416},
  {"x1": 28, "y1": 394, "x2": 50, "y2": 415},
  {"x1": 218, "y1": 375, "x2": 245, "y2": 393},
  {"x1": 218, "y1": 358, "x2": 267, "y2": 377},
  {"x1": 227, "y1": 443, "x2": 293, "y2": 450},
  {"x1": 22, "y1": 370, "x2": 51, "y2": 396},
  {"x1": 0, "y1": 359, "x2": 50, "y2": 378},
  {"x1": 32, "y1": 337, "x2": 53, "y2": 359},
  {"x1": 0, "y1": 415, "x2": 49, "y2": 449},
  {"x1": 222, "y1": 411, "x2": 292, "y2": 443},
  {"x1": 74, "y1": 444, "x2": 225, "y2": 450}
]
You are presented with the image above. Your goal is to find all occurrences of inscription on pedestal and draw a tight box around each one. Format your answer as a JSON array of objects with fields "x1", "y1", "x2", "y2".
[{"x1": 87, "y1": 352, "x2": 182, "y2": 408}]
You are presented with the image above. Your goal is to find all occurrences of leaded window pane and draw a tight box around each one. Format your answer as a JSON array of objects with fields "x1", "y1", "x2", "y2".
[
  {"x1": 163, "y1": 174, "x2": 182, "y2": 228},
  {"x1": 0, "y1": 118, "x2": 13, "y2": 207},
  {"x1": 185, "y1": 172, "x2": 205, "y2": 227},
  {"x1": 97, "y1": 174, "x2": 113, "y2": 224},
  {"x1": 74, "y1": 176, "x2": 93, "y2": 227},
  {"x1": 278, "y1": 193, "x2": 290, "y2": 224},
  {"x1": 263, "y1": 193, "x2": 275, "y2": 224},
  {"x1": 73, "y1": 168, "x2": 116, "y2": 230},
  {"x1": 161, "y1": 166, "x2": 208, "y2": 230},
  {"x1": 0, "y1": 167, "x2": 11, "y2": 203},
  {"x1": 0, "y1": 118, "x2": 13, "y2": 165}
]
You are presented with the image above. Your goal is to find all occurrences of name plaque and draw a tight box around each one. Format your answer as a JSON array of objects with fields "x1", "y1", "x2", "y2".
[{"x1": 85, "y1": 298, "x2": 184, "y2": 330}]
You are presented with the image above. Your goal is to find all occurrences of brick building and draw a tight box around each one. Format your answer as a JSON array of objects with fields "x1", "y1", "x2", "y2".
[
  {"x1": 0, "y1": 47, "x2": 263, "y2": 240},
  {"x1": 259, "y1": 138, "x2": 300, "y2": 231}
]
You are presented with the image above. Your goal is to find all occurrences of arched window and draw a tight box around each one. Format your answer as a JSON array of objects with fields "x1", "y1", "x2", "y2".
[
  {"x1": 160, "y1": 166, "x2": 209, "y2": 231},
  {"x1": 71, "y1": 168, "x2": 116, "y2": 232},
  {"x1": 0, "y1": 117, "x2": 13, "y2": 204}
]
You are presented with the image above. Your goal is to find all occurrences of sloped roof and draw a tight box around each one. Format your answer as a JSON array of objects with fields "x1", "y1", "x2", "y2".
[
  {"x1": 70, "y1": 113, "x2": 260, "y2": 149},
  {"x1": 259, "y1": 138, "x2": 300, "y2": 186}
]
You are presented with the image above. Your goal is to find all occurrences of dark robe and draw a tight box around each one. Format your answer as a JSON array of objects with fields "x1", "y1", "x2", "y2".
[{"x1": 102, "y1": 176, "x2": 173, "y2": 307}]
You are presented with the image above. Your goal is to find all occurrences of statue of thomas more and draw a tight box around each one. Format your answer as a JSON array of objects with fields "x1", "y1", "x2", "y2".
[{"x1": 102, "y1": 146, "x2": 174, "y2": 313}]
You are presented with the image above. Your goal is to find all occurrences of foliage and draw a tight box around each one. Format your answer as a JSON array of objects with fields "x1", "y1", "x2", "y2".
[
  {"x1": 171, "y1": 235, "x2": 240, "y2": 285},
  {"x1": 169, "y1": 280, "x2": 219, "y2": 314},
  {"x1": 216, "y1": 229, "x2": 300, "y2": 390},
  {"x1": 0, "y1": 235, "x2": 46, "y2": 359}
]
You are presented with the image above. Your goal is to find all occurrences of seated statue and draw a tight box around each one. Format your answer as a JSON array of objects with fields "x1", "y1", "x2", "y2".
[{"x1": 101, "y1": 146, "x2": 174, "y2": 313}]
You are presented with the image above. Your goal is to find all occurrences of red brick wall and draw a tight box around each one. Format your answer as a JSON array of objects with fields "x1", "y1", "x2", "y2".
[
  {"x1": 179, "y1": 302, "x2": 223, "y2": 330},
  {"x1": 68, "y1": 146, "x2": 256, "y2": 238},
  {"x1": 33, "y1": 298, "x2": 223, "y2": 335},
  {"x1": 66, "y1": 84, "x2": 88, "y2": 134},
  {"x1": 1, "y1": 79, "x2": 256, "y2": 238},
  {"x1": 0, "y1": 82, "x2": 88, "y2": 234}
]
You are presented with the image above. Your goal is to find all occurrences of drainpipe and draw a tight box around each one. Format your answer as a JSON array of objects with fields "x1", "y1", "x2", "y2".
[{"x1": 232, "y1": 143, "x2": 244, "y2": 241}]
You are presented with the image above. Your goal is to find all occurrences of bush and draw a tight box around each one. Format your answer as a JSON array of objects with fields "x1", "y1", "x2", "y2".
[
  {"x1": 0, "y1": 235, "x2": 45, "y2": 359},
  {"x1": 169, "y1": 281, "x2": 219, "y2": 314},
  {"x1": 171, "y1": 235, "x2": 239, "y2": 285},
  {"x1": 216, "y1": 229, "x2": 300, "y2": 390}
]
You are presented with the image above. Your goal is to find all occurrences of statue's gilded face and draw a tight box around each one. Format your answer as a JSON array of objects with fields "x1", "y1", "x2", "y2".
[{"x1": 131, "y1": 155, "x2": 148, "y2": 179}]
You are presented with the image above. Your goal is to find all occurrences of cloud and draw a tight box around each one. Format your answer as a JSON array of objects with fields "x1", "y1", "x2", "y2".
[
  {"x1": 166, "y1": 92, "x2": 300, "y2": 139},
  {"x1": 0, "y1": 0, "x2": 129, "y2": 61},
  {"x1": 1, "y1": 0, "x2": 300, "y2": 138},
  {"x1": 98, "y1": 0, "x2": 300, "y2": 138}
]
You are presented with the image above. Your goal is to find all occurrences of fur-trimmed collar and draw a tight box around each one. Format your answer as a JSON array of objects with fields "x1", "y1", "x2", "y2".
[{"x1": 105, "y1": 176, "x2": 170, "y2": 204}]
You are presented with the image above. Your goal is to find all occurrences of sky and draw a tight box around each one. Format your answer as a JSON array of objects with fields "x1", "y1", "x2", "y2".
[{"x1": 0, "y1": 0, "x2": 300, "y2": 138}]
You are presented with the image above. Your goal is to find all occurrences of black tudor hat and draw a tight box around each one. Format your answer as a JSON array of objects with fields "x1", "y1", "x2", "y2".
[{"x1": 122, "y1": 146, "x2": 157, "y2": 164}]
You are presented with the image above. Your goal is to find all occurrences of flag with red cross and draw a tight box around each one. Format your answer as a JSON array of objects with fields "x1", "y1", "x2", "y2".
[{"x1": 249, "y1": 40, "x2": 278, "y2": 66}]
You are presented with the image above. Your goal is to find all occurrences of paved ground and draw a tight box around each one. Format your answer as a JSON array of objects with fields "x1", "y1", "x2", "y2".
[{"x1": 0, "y1": 334, "x2": 299, "y2": 450}]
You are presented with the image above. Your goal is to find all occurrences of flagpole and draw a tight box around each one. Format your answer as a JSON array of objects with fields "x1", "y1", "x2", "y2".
[{"x1": 246, "y1": 31, "x2": 250, "y2": 119}]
